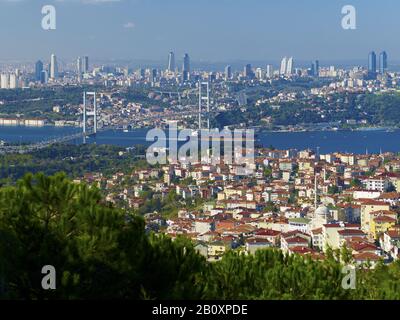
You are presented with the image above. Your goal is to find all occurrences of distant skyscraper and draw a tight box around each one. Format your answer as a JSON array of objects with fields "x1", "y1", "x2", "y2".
[
  {"x1": 0, "y1": 73, "x2": 9, "y2": 89},
  {"x1": 150, "y1": 68, "x2": 157, "y2": 83},
  {"x1": 244, "y1": 64, "x2": 253, "y2": 79},
  {"x1": 208, "y1": 72, "x2": 216, "y2": 82},
  {"x1": 311, "y1": 60, "x2": 319, "y2": 77},
  {"x1": 35, "y1": 60, "x2": 43, "y2": 81},
  {"x1": 168, "y1": 52, "x2": 175, "y2": 72},
  {"x1": 82, "y1": 56, "x2": 89, "y2": 73},
  {"x1": 286, "y1": 57, "x2": 294, "y2": 75},
  {"x1": 379, "y1": 51, "x2": 388, "y2": 74},
  {"x1": 9, "y1": 74, "x2": 17, "y2": 89},
  {"x1": 255, "y1": 68, "x2": 264, "y2": 80},
  {"x1": 225, "y1": 65, "x2": 232, "y2": 80},
  {"x1": 40, "y1": 70, "x2": 48, "y2": 84},
  {"x1": 136, "y1": 68, "x2": 145, "y2": 79},
  {"x1": 266, "y1": 65, "x2": 274, "y2": 78},
  {"x1": 77, "y1": 57, "x2": 82, "y2": 75},
  {"x1": 368, "y1": 51, "x2": 377, "y2": 79},
  {"x1": 182, "y1": 53, "x2": 190, "y2": 81},
  {"x1": 280, "y1": 57, "x2": 287, "y2": 75},
  {"x1": 50, "y1": 54, "x2": 58, "y2": 79}
]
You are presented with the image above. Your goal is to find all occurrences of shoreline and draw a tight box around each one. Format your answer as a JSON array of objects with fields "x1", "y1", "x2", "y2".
[{"x1": 0, "y1": 123, "x2": 398, "y2": 134}]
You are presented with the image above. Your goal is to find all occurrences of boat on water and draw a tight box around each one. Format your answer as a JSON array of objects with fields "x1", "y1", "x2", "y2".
[{"x1": 355, "y1": 127, "x2": 385, "y2": 132}]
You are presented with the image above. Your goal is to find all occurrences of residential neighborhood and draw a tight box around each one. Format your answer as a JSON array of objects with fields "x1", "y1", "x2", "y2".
[{"x1": 73, "y1": 147, "x2": 400, "y2": 267}]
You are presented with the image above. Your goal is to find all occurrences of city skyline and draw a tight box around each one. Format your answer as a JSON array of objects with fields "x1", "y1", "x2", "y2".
[
  {"x1": 0, "y1": 49, "x2": 394, "y2": 89},
  {"x1": 0, "y1": 50, "x2": 395, "y2": 72},
  {"x1": 0, "y1": 0, "x2": 399, "y2": 61}
]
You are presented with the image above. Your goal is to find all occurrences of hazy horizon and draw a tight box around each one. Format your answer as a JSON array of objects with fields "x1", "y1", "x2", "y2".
[
  {"x1": 0, "y1": 0, "x2": 398, "y2": 62},
  {"x1": 3, "y1": 58, "x2": 400, "y2": 73}
]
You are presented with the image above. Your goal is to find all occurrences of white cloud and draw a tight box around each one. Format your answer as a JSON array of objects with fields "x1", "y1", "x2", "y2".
[
  {"x1": 55, "y1": 0, "x2": 123, "y2": 4},
  {"x1": 123, "y1": 21, "x2": 135, "y2": 29}
]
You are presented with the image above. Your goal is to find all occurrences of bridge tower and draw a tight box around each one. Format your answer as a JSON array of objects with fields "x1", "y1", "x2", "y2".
[
  {"x1": 83, "y1": 91, "x2": 98, "y2": 138},
  {"x1": 198, "y1": 82, "x2": 210, "y2": 130}
]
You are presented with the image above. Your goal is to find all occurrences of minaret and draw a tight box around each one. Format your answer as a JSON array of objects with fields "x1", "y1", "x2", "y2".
[{"x1": 314, "y1": 173, "x2": 318, "y2": 209}]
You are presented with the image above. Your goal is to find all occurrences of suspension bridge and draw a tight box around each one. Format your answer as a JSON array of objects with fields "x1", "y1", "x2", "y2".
[{"x1": 0, "y1": 85, "x2": 222, "y2": 155}]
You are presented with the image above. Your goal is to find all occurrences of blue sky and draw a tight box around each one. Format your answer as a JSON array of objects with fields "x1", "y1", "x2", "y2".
[{"x1": 0, "y1": 0, "x2": 398, "y2": 63}]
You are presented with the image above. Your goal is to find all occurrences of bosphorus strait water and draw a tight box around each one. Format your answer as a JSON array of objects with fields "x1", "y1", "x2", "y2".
[{"x1": 0, "y1": 126, "x2": 399, "y2": 154}]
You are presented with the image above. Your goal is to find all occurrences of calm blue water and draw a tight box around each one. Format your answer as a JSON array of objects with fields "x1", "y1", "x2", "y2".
[
  {"x1": 0, "y1": 126, "x2": 399, "y2": 154},
  {"x1": 257, "y1": 130, "x2": 399, "y2": 154}
]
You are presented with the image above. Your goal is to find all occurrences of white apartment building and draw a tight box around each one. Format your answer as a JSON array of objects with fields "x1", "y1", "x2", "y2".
[{"x1": 361, "y1": 177, "x2": 389, "y2": 192}]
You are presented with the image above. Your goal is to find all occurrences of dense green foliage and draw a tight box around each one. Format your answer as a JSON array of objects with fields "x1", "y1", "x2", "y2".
[
  {"x1": 0, "y1": 143, "x2": 147, "y2": 185},
  {"x1": 0, "y1": 87, "x2": 86, "y2": 120},
  {"x1": 1, "y1": 173, "x2": 400, "y2": 300},
  {"x1": 216, "y1": 92, "x2": 400, "y2": 128},
  {"x1": 0, "y1": 173, "x2": 205, "y2": 299},
  {"x1": 0, "y1": 86, "x2": 167, "y2": 121}
]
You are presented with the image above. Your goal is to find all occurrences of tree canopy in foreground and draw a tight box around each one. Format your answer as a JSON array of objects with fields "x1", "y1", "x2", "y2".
[{"x1": 1, "y1": 173, "x2": 400, "y2": 300}]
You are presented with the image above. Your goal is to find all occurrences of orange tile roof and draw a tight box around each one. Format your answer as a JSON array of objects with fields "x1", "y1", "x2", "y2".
[{"x1": 353, "y1": 252, "x2": 381, "y2": 261}]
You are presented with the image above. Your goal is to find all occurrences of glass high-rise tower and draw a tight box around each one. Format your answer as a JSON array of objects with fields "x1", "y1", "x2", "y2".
[
  {"x1": 50, "y1": 54, "x2": 58, "y2": 79},
  {"x1": 379, "y1": 51, "x2": 388, "y2": 74},
  {"x1": 182, "y1": 53, "x2": 190, "y2": 81},
  {"x1": 280, "y1": 57, "x2": 287, "y2": 75},
  {"x1": 368, "y1": 51, "x2": 377, "y2": 79},
  {"x1": 244, "y1": 64, "x2": 253, "y2": 79},
  {"x1": 286, "y1": 57, "x2": 294, "y2": 75},
  {"x1": 168, "y1": 52, "x2": 175, "y2": 72},
  {"x1": 35, "y1": 60, "x2": 43, "y2": 81},
  {"x1": 225, "y1": 65, "x2": 232, "y2": 80},
  {"x1": 77, "y1": 57, "x2": 82, "y2": 75},
  {"x1": 311, "y1": 60, "x2": 319, "y2": 77},
  {"x1": 82, "y1": 56, "x2": 89, "y2": 73}
]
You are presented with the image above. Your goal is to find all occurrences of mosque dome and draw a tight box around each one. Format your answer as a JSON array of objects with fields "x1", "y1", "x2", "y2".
[{"x1": 315, "y1": 205, "x2": 329, "y2": 216}]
